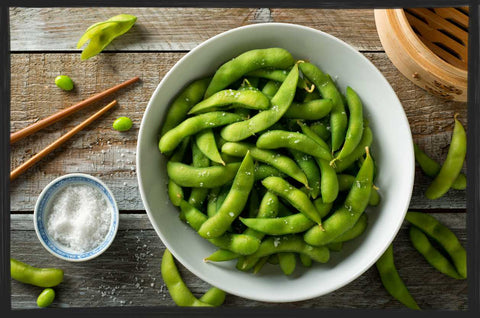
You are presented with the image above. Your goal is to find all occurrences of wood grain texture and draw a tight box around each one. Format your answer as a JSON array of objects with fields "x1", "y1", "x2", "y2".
[
  {"x1": 10, "y1": 213, "x2": 467, "y2": 310},
  {"x1": 9, "y1": 52, "x2": 467, "y2": 211},
  {"x1": 9, "y1": 8, "x2": 383, "y2": 52}
]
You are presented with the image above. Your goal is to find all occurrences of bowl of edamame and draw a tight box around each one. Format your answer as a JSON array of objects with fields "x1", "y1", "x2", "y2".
[{"x1": 137, "y1": 23, "x2": 414, "y2": 302}]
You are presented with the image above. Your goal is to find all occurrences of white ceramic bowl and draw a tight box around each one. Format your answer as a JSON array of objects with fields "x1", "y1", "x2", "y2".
[
  {"x1": 137, "y1": 23, "x2": 414, "y2": 303},
  {"x1": 34, "y1": 173, "x2": 119, "y2": 262}
]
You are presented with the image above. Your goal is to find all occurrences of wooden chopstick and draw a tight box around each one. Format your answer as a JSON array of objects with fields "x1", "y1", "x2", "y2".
[
  {"x1": 10, "y1": 76, "x2": 139, "y2": 144},
  {"x1": 10, "y1": 100, "x2": 117, "y2": 181}
]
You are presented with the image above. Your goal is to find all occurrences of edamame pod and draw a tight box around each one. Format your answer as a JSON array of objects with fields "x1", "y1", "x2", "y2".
[
  {"x1": 196, "y1": 128, "x2": 224, "y2": 165},
  {"x1": 334, "y1": 126, "x2": 373, "y2": 173},
  {"x1": 189, "y1": 89, "x2": 270, "y2": 114},
  {"x1": 304, "y1": 147, "x2": 373, "y2": 246},
  {"x1": 188, "y1": 142, "x2": 210, "y2": 208},
  {"x1": 256, "y1": 130, "x2": 332, "y2": 161},
  {"x1": 299, "y1": 62, "x2": 347, "y2": 152},
  {"x1": 198, "y1": 287, "x2": 227, "y2": 307},
  {"x1": 405, "y1": 212, "x2": 466, "y2": 278},
  {"x1": 167, "y1": 162, "x2": 240, "y2": 188},
  {"x1": 246, "y1": 68, "x2": 308, "y2": 89},
  {"x1": 290, "y1": 150, "x2": 321, "y2": 199},
  {"x1": 220, "y1": 64, "x2": 299, "y2": 141},
  {"x1": 376, "y1": 245, "x2": 420, "y2": 310},
  {"x1": 198, "y1": 152, "x2": 255, "y2": 238},
  {"x1": 261, "y1": 80, "x2": 282, "y2": 99},
  {"x1": 253, "y1": 164, "x2": 286, "y2": 181},
  {"x1": 330, "y1": 213, "x2": 368, "y2": 243},
  {"x1": 315, "y1": 158, "x2": 339, "y2": 203},
  {"x1": 278, "y1": 252, "x2": 296, "y2": 275},
  {"x1": 159, "y1": 112, "x2": 244, "y2": 153},
  {"x1": 240, "y1": 213, "x2": 315, "y2": 235},
  {"x1": 284, "y1": 99, "x2": 333, "y2": 120},
  {"x1": 205, "y1": 48, "x2": 295, "y2": 98},
  {"x1": 204, "y1": 249, "x2": 239, "y2": 262},
  {"x1": 10, "y1": 259, "x2": 63, "y2": 288},
  {"x1": 425, "y1": 115, "x2": 466, "y2": 199},
  {"x1": 161, "y1": 77, "x2": 211, "y2": 136}
]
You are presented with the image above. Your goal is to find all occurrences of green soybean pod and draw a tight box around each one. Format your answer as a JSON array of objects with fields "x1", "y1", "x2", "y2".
[
  {"x1": 284, "y1": 99, "x2": 333, "y2": 120},
  {"x1": 337, "y1": 174, "x2": 381, "y2": 206},
  {"x1": 331, "y1": 213, "x2": 368, "y2": 243},
  {"x1": 299, "y1": 254, "x2": 312, "y2": 267},
  {"x1": 303, "y1": 89, "x2": 321, "y2": 102},
  {"x1": 425, "y1": 115, "x2": 466, "y2": 199},
  {"x1": 298, "y1": 121, "x2": 331, "y2": 153},
  {"x1": 246, "y1": 68, "x2": 308, "y2": 89},
  {"x1": 261, "y1": 80, "x2": 282, "y2": 99},
  {"x1": 220, "y1": 64, "x2": 299, "y2": 141},
  {"x1": 37, "y1": 288, "x2": 55, "y2": 308},
  {"x1": 304, "y1": 147, "x2": 374, "y2": 246},
  {"x1": 327, "y1": 242, "x2": 343, "y2": 252},
  {"x1": 334, "y1": 126, "x2": 373, "y2": 173},
  {"x1": 161, "y1": 77, "x2": 211, "y2": 136},
  {"x1": 161, "y1": 249, "x2": 212, "y2": 307},
  {"x1": 195, "y1": 128, "x2": 225, "y2": 165},
  {"x1": 262, "y1": 176, "x2": 322, "y2": 226},
  {"x1": 299, "y1": 62, "x2": 347, "y2": 152},
  {"x1": 198, "y1": 287, "x2": 227, "y2": 307},
  {"x1": 313, "y1": 197, "x2": 333, "y2": 219},
  {"x1": 405, "y1": 212, "x2": 466, "y2": 278},
  {"x1": 310, "y1": 121, "x2": 331, "y2": 141},
  {"x1": 290, "y1": 150, "x2": 321, "y2": 199},
  {"x1": 256, "y1": 130, "x2": 333, "y2": 161},
  {"x1": 254, "y1": 164, "x2": 286, "y2": 181},
  {"x1": 205, "y1": 48, "x2": 295, "y2": 98},
  {"x1": 315, "y1": 158, "x2": 339, "y2": 204},
  {"x1": 189, "y1": 89, "x2": 270, "y2": 114},
  {"x1": 240, "y1": 213, "x2": 314, "y2": 235},
  {"x1": 159, "y1": 111, "x2": 244, "y2": 153},
  {"x1": 409, "y1": 226, "x2": 463, "y2": 280},
  {"x1": 167, "y1": 162, "x2": 241, "y2": 188},
  {"x1": 414, "y1": 143, "x2": 466, "y2": 190},
  {"x1": 167, "y1": 138, "x2": 190, "y2": 206},
  {"x1": 278, "y1": 253, "x2": 296, "y2": 275},
  {"x1": 334, "y1": 87, "x2": 364, "y2": 162},
  {"x1": 188, "y1": 142, "x2": 210, "y2": 209},
  {"x1": 376, "y1": 245, "x2": 420, "y2": 310},
  {"x1": 221, "y1": 142, "x2": 308, "y2": 187},
  {"x1": 206, "y1": 188, "x2": 220, "y2": 218},
  {"x1": 204, "y1": 249, "x2": 239, "y2": 262},
  {"x1": 10, "y1": 258, "x2": 63, "y2": 288},
  {"x1": 198, "y1": 152, "x2": 255, "y2": 239}
]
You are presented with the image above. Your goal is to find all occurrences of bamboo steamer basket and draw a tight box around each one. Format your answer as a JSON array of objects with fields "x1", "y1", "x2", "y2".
[{"x1": 374, "y1": 8, "x2": 468, "y2": 102}]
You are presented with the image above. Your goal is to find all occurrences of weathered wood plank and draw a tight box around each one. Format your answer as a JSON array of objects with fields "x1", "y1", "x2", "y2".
[
  {"x1": 10, "y1": 213, "x2": 467, "y2": 310},
  {"x1": 9, "y1": 53, "x2": 467, "y2": 211},
  {"x1": 9, "y1": 8, "x2": 383, "y2": 52}
]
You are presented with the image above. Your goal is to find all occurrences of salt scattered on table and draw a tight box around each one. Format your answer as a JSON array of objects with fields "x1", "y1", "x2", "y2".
[{"x1": 45, "y1": 183, "x2": 112, "y2": 253}]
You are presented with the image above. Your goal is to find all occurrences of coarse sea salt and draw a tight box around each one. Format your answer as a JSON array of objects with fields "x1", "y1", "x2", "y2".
[{"x1": 46, "y1": 183, "x2": 112, "y2": 253}]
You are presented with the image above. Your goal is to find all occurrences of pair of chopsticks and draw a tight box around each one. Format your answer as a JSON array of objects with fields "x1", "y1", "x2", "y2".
[{"x1": 10, "y1": 76, "x2": 140, "y2": 181}]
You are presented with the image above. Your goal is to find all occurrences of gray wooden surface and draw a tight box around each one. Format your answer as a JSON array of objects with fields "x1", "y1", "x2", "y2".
[{"x1": 9, "y1": 7, "x2": 468, "y2": 310}]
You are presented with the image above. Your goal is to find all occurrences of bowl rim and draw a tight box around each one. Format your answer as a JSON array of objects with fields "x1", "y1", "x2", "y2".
[
  {"x1": 33, "y1": 173, "x2": 119, "y2": 262},
  {"x1": 137, "y1": 22, "x2": 414, "y2": 302}
]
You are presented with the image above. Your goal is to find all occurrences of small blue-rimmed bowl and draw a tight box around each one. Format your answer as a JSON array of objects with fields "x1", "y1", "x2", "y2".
[{"x1": 34, "y1": 173, "x2": 119, "y2": 262}]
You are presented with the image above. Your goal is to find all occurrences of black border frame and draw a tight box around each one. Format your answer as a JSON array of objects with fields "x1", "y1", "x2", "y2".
[{"x1": 1, "y1": 0, "x2": 478, "y2": 317}]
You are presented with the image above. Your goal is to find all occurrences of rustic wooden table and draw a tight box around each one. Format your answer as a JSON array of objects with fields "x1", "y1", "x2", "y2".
[{"x1": 9, "y1": 7, "x2": 467, "y2": 310}]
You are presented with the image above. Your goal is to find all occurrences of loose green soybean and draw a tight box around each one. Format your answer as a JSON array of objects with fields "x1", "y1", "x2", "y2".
[
  {"x1": 425, "y1": 115, "x2": 466, "y2": 199},
  {"x1": 112, "y1": 116, "x2": 133, "y2": 132},
  {"x1": 37, "y1": 288, "x2": 55, "y2": 308},
  {"x1": 405, "y1": 211, "x2": 466, "y2": 278},
  {"x1": 54, "y1": 75, "x2": 74, "y2": 91},
  {"x1": 10, "y1": 258, "x2": 63, "y2": 288}
]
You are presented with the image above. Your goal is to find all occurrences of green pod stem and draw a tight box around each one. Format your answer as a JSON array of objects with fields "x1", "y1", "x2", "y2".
[
  {"x1": 375, "y1": 245, "x2": 420, "y2": 310},
  {"x1": 278, "y1": 252, "x2": 296, "y2": 275},
  {"x1": 414, "y1": 143, "x2": 466, "y2": 190},
  {"x1": 331, "y1": 213, "x2": 368, "y2": 243},
  {"x1": 239, "y1": 235, "x2": 330, "y2": 271},
  {"x1": 10, "y1": 258, "x2": 63, "y2": 288},
  {"x1": 240, "y1": 213, "x2": 314, "y2": 235},
  {"x1": 409, "y1": 226, "x2": 464, "y2": 280},
  {"x1": 284, "y1": 99, "x2": 333, "y2": 120},
  {"x1": 220, "y1": 64, "x2": 299, "y2": 141},
  {"x1": 334, "y1": 126, "x2": 373, "y2": 173},
  {"x1": 405, "y1": 212, "x2": 467, "y2": 278},
  {"x1": 221, "y1": 142, "x2": 308, "y2": 187},
  {"x1": 261, "y1": 80, "x2": 282, "y2": 99},
  {"x1": 205, "y1": 48, "x2": 295, "y2": 98},
  {"x1": 161, "y1": 78, "x2": 211, "y2": 136},
  {"x1": 204, "y1": 249, "x2": 239, "y2": 262},
  {"x1": 262, "y1": 176, "x2": 323, "y2": 226},
  {"x1": 304, "y1": 147, "x2": 374, "y2": 246},
  {"x1": 199, "y1": 287, "x2": 227, "y2": 307},
  {"x1": 246, "y1": 68, "x2": 308, "y2": 89},
  {"x1": 334, "y1": 87, "x2": 364, "y2": 161},
  {"x1": 188, "y1": 142, "x2": 210, "y2": 209},
  {"x1": 254, "y1": 164, "x2": 286, "y2": 181},
  {"x1": 188, "y1": 89, "x2": 270, "y2": 114},
  {"x1": 196, "y1": 129, "x2": 225, "y2": 165},
  {"x1": 256, "y1": 130, "x2": 333, "y2": 161},
  {"x1": 289, "y1": 150, "x2": 321, "y2": 199},
  {"x1": 425, "y1": 116, "x2": 466, "y2": 199},
  {"x1": 179, "y1": 201, "x2": 260, "y2": 255},
  {"x1": 159, "y1": 111, "x2": 244, "y2": 153},
  {"x1": 198, "y1": 152, "x2": 255, "y2": 239},
  {"x1": 167, "y1": 162, "x2": 240, "y2": 188},
  {"x1": 299, "y1": 62, "x2": 347, "y2": 152},
  {"x1": 161, "y1": 249, "x2": 212, "y2": 307},
  {"x1": 315, "y1": 158, "x2": 339, "y2": 204}
]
